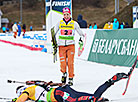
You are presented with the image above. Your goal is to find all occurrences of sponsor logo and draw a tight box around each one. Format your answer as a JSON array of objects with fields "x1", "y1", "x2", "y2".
[
  {"x1": 61, "y1": 26, "x2": 73, "y2": 28},
  {"x1": 92, "y1": 39, "x2": 138, "y2": 56},
  {"x1": 63, "y1": 92, "x2": 70, "y2": 100},
  {"x1": 52, "y1": 1, "x2": 71, "y2": 6}
]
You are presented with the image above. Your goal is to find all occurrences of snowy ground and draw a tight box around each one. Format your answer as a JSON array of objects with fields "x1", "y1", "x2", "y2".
[{"x1": 0, "y1": 36, "x2": 138, "y2": 102}]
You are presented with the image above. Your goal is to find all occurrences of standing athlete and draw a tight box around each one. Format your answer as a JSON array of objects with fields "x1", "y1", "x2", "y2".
[
  {"x1": 51, "y1": 7, "x2": 85, "y2": 86},
  {"x1": 12, "y1": 72, "x2": 128, "y2": 102}
]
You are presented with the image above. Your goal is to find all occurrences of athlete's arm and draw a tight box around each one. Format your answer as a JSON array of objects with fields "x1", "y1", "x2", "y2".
[
  {"x1": 16, "y1": 86, "x2": 35, "y2": 102},
  {"x1": 74, "y1": 21, "x2": 84, "y2": 37},
  {"x1": 16, "y1": 92, "x2": 29, "y2": 102}
]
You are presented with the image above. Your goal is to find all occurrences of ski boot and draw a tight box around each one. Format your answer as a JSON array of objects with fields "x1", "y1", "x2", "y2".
[
  {"x1": 61, "y1": 72, "x2": 67, "y2": 84},
  {"x1": 108, "y1": 73, "x2": 128, "y2": 84},
  {"x1": 68, "y1": 78, "x2": 73, "y2": 86}
]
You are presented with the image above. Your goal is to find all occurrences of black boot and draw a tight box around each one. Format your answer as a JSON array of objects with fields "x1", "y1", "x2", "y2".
[
  {"x1": 68, "y1": 78, "x2": 73, "y2": 86},
  {"x1": 61, "y1": 72, "x2": 67, "y2": 84},
  {"x1": 108, "y1": 73, "x2": 128, "y2": 84}
]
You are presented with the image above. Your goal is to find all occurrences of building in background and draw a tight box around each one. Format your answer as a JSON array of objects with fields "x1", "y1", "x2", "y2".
[
  {"x1": 1, "y1": 18, "x2": 9, "y2": 28},
  {"x1": 0, "y1": 9, "x2": 9, "y2": 28}
]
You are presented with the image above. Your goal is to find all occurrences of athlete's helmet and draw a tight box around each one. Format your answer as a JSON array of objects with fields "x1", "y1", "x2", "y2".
[
  {"x1": 16, "y1": 85, "x2": 27, "y2": 97},
  {"x1": 63, "y1": 7, "x2": 71, "y2": 14}
]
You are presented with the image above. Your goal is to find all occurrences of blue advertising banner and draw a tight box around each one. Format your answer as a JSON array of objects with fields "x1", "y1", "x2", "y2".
[
  {"x1": 52, "y1": 0, "x2": 72, "y2": 15},
  {"x1": 45, "y1": 0, "x2": 51, "y2": 17},
  {"x1": 45, "y1": 0, "x2": 72, "y2": 30}
]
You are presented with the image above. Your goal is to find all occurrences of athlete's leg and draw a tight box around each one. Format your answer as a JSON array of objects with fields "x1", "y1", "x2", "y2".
[
  {"x1": 93, "y1": 81, "x2": 111, "y2": 99},
  {"x1": 59, "y1": 46, "x2": 67, "y2": 73},
  {"x1": 67, "y1": 44, "x2": 75, "y2": 78},
  {"x1": 54, "y1": 85, "x2": 93, "y2": 102},
  {"x1": 93, "y1": 73, "x2": 128, "y2": 100},
  {"x1": 18, "y1": 31, "x2": 21, "y2": 36}
]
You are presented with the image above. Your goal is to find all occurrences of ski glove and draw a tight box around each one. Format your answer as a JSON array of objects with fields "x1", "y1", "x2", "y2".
[{"x1": 12, "y1": 98, "x2": 17, "y2": 102}]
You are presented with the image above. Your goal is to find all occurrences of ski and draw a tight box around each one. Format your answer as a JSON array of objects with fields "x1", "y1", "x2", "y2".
[
  {"x1": 78, "y1": 33, "x2": 87, "y2": 57},
  {"x1": 122, "y1": 56, "x2": 138, "y2": 95},
  {"x1": 53, "y1": 52, "x2": 57, "y2": 63},
  {"x1": 51, "y1": 27, "x2": 58, "y2": 63}
]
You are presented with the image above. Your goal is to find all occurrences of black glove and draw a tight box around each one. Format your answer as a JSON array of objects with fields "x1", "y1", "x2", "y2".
[
  {"x1": 79, "y1": 37, "x2": 83, "y2": 50},
  {"x1": 79, "y1": 37, "x2": 83, "y2": 42}
]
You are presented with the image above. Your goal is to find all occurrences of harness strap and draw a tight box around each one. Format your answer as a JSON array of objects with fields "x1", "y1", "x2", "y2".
[{"x1": 35, "y1": 89, "x2": 46, "y2": 102}]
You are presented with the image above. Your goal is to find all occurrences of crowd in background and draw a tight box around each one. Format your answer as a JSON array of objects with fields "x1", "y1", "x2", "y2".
[
  {"x1": 1, "y1": 15, "x2": 131, "y2": 34},
  {"x1": 1, "y1": 22, "x2": 33, "y2": 34},
  {"x1": 103, "y1": 18, "x2": 130, "y2": 29},
  {"x1": 76, "y1": 14, "x2": 130, "y2": 30}
]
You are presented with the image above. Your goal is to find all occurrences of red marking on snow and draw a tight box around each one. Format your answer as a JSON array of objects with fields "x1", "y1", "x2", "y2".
[{"x1": 0, "y1": 39, "x2": 43, "y2": 51}]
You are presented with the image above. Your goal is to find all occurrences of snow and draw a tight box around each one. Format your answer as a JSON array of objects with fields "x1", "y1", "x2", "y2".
[{"x1": 0, "y1": 36, "x2": 138, "y2": 102}]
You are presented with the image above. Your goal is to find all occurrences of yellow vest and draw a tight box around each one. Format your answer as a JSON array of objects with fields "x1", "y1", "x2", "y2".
[
  {"x1": 59, "y1": 19, "x2": 75, "y2": 40},
  {"x1": 23, "y1": 85, "x2": 47, "y2": 101}
]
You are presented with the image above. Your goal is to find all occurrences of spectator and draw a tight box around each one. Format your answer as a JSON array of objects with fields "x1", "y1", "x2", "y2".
[
  {"x1": 17, "y1": 23, "x2": 21, "y2": 36},
  {"x1": 120, "y1": 22, "x2": 125, "y2": 29},
  {"x1": 125, "y1": 22, "x2": 130, "y2": 28},
  {"x1": 42, "y1": 25, "x2": 46, "y2": 31},
  {"x1": 113, "y1": 18, "x2": 119, "y2": 29},
  {"x1": 108, "y1": 22, "x2": 113, "y2": 29},
  {"x1": 93, "y1": 23, "x2": 97, "y2": 29},
  {"x1": 103, "y1": 23, "x2": 109, "y2": 29},
  {"x1": 12, "y1": 22, "x2": 18, "y2": 38},
  {"x1": 22, "y1": 24, "x2": 26, "y2": 36},
  {"x1": 10, "y1": 23, "x2": 14, "y2": 31},
  {"x1": 6, "y1": 27, "x2": 10, "y2": 32},
  {"x1": 77, "y1": 14, "x2": 87, "y2": 28},
  {"x1": 103, "y1": 22, "x2": 113, "y2": 29},
  {"x1": 2, "y1": 26, "x2": 6, "y2": 33},
  {"x1": 30, "y1": 26, "x2": 33, "y2": 31},
  {"x1": 88, "y1": 24, "x2": 92, "y2": 29}
]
